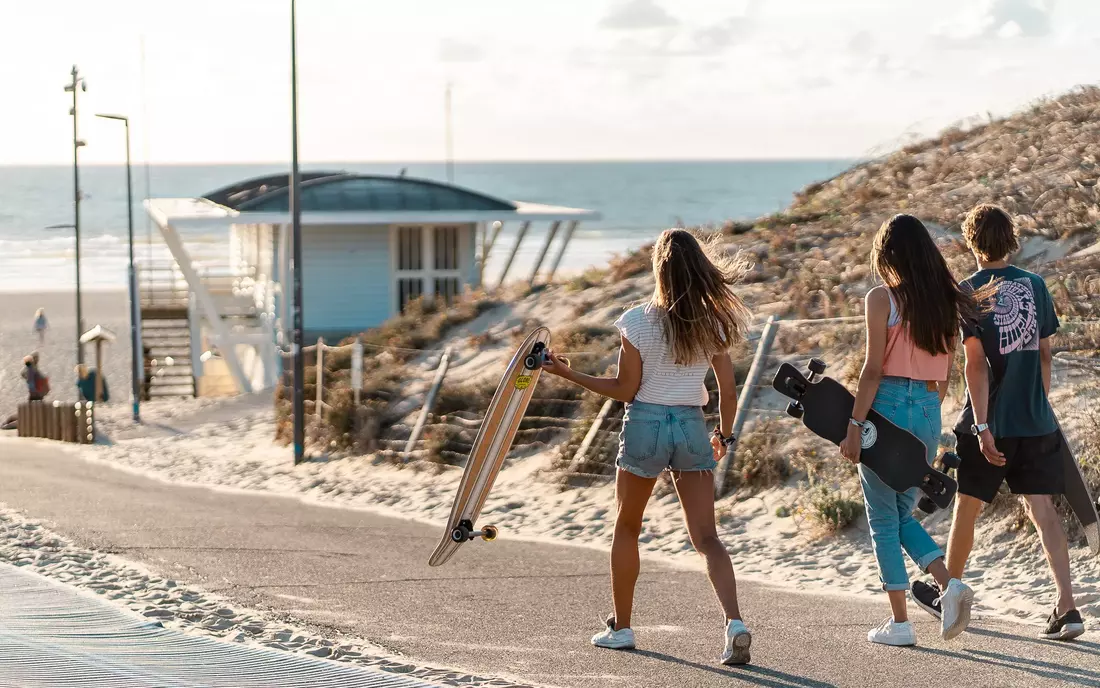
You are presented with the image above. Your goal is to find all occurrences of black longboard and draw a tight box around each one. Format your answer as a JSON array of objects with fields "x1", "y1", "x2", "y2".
[
  {"x1": 1055, "y1": 419, "x2": 1100, "y2": 557},
  {"x1": 773, "y1": 359, "x2": 959, "y2": 513}
]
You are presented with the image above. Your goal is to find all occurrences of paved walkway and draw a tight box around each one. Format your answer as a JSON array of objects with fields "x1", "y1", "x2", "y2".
[
  {"x1": 0, "y1": 562, "x2": 438, "y2": 687},
  {"x1": 1, "y1": 439, "x2": 1099, "y2": 687}
]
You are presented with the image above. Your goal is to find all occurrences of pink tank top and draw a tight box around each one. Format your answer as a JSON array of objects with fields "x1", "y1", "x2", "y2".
[{"x1": 881, "y1": 291, "x2": 950, "y2": 382}]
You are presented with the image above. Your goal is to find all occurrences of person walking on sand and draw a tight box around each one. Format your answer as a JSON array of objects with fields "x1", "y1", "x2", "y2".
[
  {"x1": 33, "y1": 308, "x2": 48, "y2": 346},
  {"x1": 541, "y1": 228, "x2": 754, "y2": 665},
  {"x1": 840, "y1": 214, "x2": 983, "y2": 646},
  {"x1": 910, "y1": 204, "x2": 1086, "y2": 641},
  {"x1": 22, "y1": 353, "x2": 49, "y2": 402}
]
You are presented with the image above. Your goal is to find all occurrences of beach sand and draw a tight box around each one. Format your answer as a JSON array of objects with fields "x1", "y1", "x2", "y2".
[
  {"x1": 2, "y1": 285, "x2": 1097, "y2": 649},
  {"x1": 0, "y1": 290, "x2": 132, "y2": 418}
]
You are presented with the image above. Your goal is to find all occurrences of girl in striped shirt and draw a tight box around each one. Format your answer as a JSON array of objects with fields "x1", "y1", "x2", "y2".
[{"x1": 543, "y1": 228, "x2": 754, "y2": 665}]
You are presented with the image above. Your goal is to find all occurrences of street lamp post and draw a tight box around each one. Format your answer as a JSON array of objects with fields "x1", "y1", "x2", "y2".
[
  {"x1": 290, "y1": 0, "x2": 305, "y2": 464},
  {"x1": 65, "y1": 66, "x2": 87, "y2": 364},
  {"x1": 96, "y1": 113, "x2": 141, "y2": 423}
]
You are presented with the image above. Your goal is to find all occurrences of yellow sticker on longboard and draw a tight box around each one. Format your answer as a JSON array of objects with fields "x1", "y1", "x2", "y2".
[{"x1": 514, "y1": 374, "x2": 532, "y2": 390}]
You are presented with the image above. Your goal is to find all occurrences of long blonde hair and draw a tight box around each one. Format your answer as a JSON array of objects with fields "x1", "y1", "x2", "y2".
[{"x1": 650, "y1": 229, "x2": 752, "y2": 365}]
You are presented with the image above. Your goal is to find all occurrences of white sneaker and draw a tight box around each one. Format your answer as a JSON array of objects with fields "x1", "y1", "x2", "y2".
[
  {"x1": 867, "y1": 618, "x2": 917, "y2": 646},
  {"x1": 591, "y1": 616, "x2": 635, "y2": 650},
  {"x1": 938, "y1": 578, "x2": 974, "y2": 640},
  {"x1": 722, "y1": 619, "x2": 752, "y2": 665}
]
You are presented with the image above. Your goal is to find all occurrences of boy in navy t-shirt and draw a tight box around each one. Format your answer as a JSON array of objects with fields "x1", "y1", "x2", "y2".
[{"x1": 910, "y1": 204, "x2": 1084, "y2": 640}]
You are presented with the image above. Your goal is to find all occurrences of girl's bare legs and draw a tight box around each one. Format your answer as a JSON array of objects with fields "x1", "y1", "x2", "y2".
[
  {"x1": 610, "y1": 469, "x2": 658, "y2": 630},
  {"x1": 671, "y1": 470, "x2": 741, "y2": 621}
]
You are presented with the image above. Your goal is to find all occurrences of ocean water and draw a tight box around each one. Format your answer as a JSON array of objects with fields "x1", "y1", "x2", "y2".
[{"x1": 0, "y1": 160, "x2": 852, "y2": 291}]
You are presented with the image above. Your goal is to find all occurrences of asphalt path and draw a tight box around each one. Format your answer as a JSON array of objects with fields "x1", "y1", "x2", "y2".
[{"x1": 1, "y1": 439, "x2": 1097, "y2": 688}]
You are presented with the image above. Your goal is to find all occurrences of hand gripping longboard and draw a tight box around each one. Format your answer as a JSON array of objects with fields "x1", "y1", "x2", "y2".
[
  {"x1": 428, "y1": 327, "x2": 551, "y2": 566},
  {"x1": 772, "y1": 359, "x2": 959, "y2": 513}
]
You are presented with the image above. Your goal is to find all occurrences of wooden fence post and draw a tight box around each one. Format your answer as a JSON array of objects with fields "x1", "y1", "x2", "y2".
[
  {"x1": 715, "y1": 316, "x2": 780, "y2": 497},
  {"x1": 315, "y1": 337, "x2": 324, "y2": 421},
  {"x1": 568, "y1": 398, "x2": 615, "y2": 471},
  {"x1": 403, "y1": 348, "x2": 453, "y2": 461},
  {"x1": 351, "y1": 337, "x2": 363, "y2": 407}
]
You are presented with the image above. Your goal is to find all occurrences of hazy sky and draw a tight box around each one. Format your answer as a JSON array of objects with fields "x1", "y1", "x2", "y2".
[{"x1": 3, "y1": 0, "x2": 1098, "y2": 164}]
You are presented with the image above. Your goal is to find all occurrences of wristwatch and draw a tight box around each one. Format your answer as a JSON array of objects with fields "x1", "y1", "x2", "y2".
[
  {"x1": 712, "y1": 427, "x2": 737, "y2": 447},
  {"x1": 850, "y1": 418, "x2": 868, "y2": 429},
  {"x1": 971, "y1": 422, "x2": 990, "y2": 435}
]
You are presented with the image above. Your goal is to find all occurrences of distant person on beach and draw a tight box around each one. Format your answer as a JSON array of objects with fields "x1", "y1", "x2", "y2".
[
  {"x1": 33, "y1": 308, "x2": 48, "y2": 346},
  {"x1": 542, "y1": 228, "x2": 755, "y2": 665},
  {"x1": 75, "y1": 364, "x2": 109, "y2": 403},
  {"x1": 840, "y1": 214, "x2": 981, "y2": 646},
  {"x1": 912, "y1": 204, "x2": 1086, "y2": 641},
  {"x1": 22, "y1": 353, "x2": 49, "y2": 402},
  {"x1": 143, "y1": 346, "x2": 153, "y2": 401}
]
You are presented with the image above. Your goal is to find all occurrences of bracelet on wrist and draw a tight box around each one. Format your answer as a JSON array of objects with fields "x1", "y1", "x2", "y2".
[{"x1": 712, "y1": 427, "x2": 736, "y2": 447}]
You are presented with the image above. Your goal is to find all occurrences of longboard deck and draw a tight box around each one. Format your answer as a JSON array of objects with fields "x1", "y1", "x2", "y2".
[
  {"x1": 772, "y1": 361, "x2": 958, "y2": 511},
  {"x1": 1056, "y1": 419, "x2": 1100, "y2": 556},
  {"x1": 428, "y1": 327, "x2": 551, "y2": 567}
]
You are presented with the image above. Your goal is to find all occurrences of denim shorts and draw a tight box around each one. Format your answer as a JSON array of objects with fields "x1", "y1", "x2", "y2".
[{"x1": 616, "y1": 401, "x2": 717, "y2": 479}]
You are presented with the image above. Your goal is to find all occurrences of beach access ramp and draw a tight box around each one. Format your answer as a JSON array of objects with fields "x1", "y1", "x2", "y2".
[{"x1": 0, "y1": 563, "x2": 441, "y2": 688}]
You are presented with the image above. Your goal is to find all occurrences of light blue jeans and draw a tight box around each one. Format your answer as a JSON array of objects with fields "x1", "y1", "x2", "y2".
[
  {"x1": 860, "y1": 377, "x2": 945, "y2": 591},
  {"x1": 616, "y1": 402, "x2": 717, "y2": 479}
]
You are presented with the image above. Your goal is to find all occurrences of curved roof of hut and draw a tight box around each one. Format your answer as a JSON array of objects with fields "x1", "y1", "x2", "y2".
[{"x1": 202, "y1": 172, "x2": 516, "y2": 213}]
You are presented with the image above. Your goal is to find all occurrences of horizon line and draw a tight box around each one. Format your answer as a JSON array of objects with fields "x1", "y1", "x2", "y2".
[{"x1": 0, "y1": 155, "x2": 862, "y2": 168}]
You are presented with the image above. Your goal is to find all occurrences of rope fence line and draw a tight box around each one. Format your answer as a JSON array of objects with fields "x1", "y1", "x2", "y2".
[{"x1": 279, "y1": 310, "x2": 1098, "y2": 470}]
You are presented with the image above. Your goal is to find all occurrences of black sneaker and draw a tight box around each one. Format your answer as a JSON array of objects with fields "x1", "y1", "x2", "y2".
[
  {"x1": 911, "y1": 580, "x2": 942, "y2": 620},
  {"x1": 1040, "y1": 608, "x2": 1085, "y2": 641}
]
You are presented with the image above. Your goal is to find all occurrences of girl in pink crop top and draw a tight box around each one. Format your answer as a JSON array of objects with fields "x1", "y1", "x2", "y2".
[
  {"x1": 839, "y1": 214, "x2": 983, "y2": 648},
  {"x1": 882, "y1": 291, "x2": 951, "y2": 382}
]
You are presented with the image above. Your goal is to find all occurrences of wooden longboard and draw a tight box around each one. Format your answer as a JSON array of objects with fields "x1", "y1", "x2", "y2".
[
  {"x1": 428, "y1": 327, "x2": 551, "y2": 567},
  {"x1": 772, "y1": 359, "x2": 959, "y2": 512},
  {"x1": 1056, "y1": 418, "x2": 1100, "y2": 556}
]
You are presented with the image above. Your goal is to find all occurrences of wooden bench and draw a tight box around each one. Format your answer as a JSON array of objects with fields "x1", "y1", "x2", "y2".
[{"x1": 16, "y1": 401, "x2": 95, "y2": 444}]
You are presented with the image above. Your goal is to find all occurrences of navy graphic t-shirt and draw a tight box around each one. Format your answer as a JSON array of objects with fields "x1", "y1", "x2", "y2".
[{"x1": 955, "y1": 266, "x2": 1059, "y2": 438}]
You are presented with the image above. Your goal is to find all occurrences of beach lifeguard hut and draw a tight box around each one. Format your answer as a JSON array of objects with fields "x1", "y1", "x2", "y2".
[{"x1": 143, "y1": 172, "x2": 599, "y2": 398}]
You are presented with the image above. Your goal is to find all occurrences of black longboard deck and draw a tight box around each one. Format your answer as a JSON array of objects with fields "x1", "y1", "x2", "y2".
[
  {"x1": 772, "y1": 361, "x2": 958, "y2": 511},
  {"x1": 1055, "y1": 419, "x2": 1100, "y2": 557}
]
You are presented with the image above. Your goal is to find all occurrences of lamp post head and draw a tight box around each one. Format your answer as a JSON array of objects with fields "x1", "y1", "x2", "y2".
[{"x1": 95, "y1": 113, "x2": 128, "y2": 123}]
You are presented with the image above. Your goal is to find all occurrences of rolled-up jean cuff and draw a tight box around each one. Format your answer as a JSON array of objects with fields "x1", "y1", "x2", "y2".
[
  {"x1": 916, "y1": 549, "x2": 945, "y2": 573},
  {"x1": 882, "y1": 581, "x2": 911, "y2": 592}
]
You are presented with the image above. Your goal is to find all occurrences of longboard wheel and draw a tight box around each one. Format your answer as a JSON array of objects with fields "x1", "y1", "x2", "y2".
[
  {"x1": 941, "y1": 452, "x2": 961, "y2": 470},
  {"x1": 786, "y1": 402, "x2": 804, "y2": 419},
  {"x1": 917, "y1": 497, "x2": 937, "y2": 514},
  {"x1": 808, "y1": 358, "x2": 827, "y2": 375},
  {"x1": 450, "y1": 522, "x2": 472, "y2": 543},
  {"x1": 524, "y1": 354, "x2": 538, "y2": 370},
  {"x1": 481, "y1": 525, "x2": 498, "y2": 542}
]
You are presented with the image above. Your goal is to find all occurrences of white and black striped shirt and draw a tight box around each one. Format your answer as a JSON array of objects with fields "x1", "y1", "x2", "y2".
[{"x1": 615, "y1": 304, "x2": 711, "y2": 407}]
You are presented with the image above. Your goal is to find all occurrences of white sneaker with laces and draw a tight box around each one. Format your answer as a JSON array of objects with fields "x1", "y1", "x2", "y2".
[
  {"x1": 591, "y1": 617, "x2": 635, "y2": 650},
  {"x1": 938, "y1": 578, "x2": 974, "y2": 640},
  {"x1": 867, "y1": 618, "x2": 917, "y2": 646},
  {"x1": 722, "y1": 619, "x2": 752, "y2": 665}
]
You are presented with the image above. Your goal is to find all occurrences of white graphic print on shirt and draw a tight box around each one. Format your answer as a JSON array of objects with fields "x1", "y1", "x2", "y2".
[{"x1": 993, "y1": 278, "x2": 1039, "y2": 355}]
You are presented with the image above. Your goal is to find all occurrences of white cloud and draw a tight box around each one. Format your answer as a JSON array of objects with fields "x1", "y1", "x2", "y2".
[
  {"x1": 935, "y1": 0, "x2": 1055, "y2": 42},
  {"x1": 693, "y1": 16, "x2": 753, "y2": 53},
  {"x1": 599, "y1": 0, "x2": 679, "y2": 30},
  {"x1": 438, "y1": 38, "x2": 485, "y2": 63}
]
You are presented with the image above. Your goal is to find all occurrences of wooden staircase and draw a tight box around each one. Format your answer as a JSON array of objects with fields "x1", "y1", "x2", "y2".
[
  {"x1": 139, "y1": 264, "x2": 197, "y2": 398},
  {"x1": 138, "y1": 261, "x2": 264, "y2": 398}
]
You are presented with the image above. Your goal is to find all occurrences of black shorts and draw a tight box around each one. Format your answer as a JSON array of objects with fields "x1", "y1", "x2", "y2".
[{"x1": 954, "y1": 431, "x2": 1065, "y2": 503}]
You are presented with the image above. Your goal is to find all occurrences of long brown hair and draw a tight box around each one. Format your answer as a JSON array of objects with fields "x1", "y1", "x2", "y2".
[
  {"x1": 650, "y1": 229, "x2": 752, "y2": 365},
  {"x1": 870, "y1": 214, "x2": 979, "y2": 355}
]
